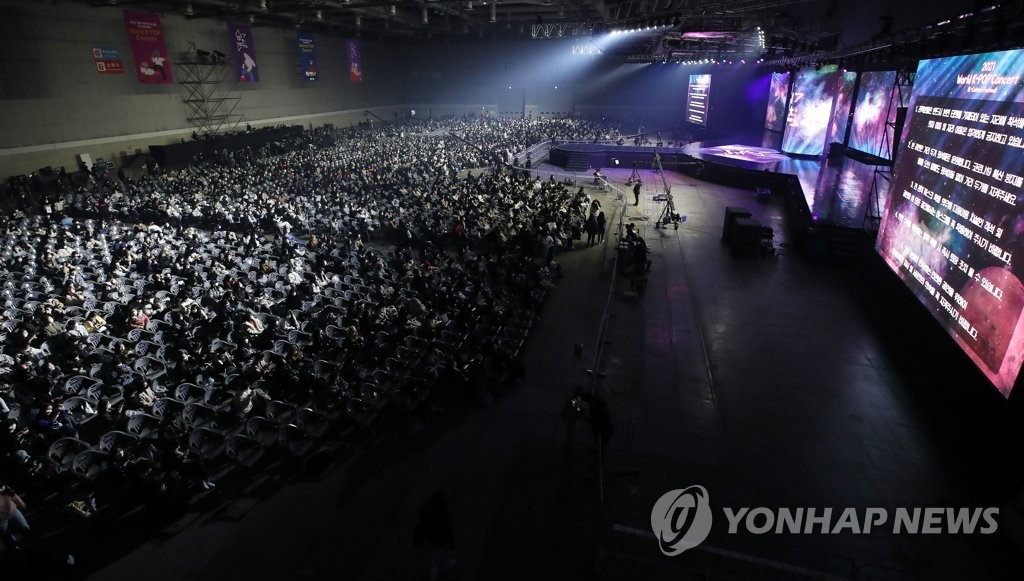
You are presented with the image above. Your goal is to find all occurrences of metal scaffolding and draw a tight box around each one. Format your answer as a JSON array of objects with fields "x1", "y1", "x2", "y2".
[{"x1": 177, "y1": 41, "x2": 243, "y2": 137}]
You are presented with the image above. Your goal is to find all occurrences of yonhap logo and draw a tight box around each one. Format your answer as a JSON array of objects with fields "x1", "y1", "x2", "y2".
[
  {"x1": 651, "y1": 485, "x2": 713, "y2": 556},
  {"x1": 651, "y1": 484, "x2": 1000, "y2": 558}
]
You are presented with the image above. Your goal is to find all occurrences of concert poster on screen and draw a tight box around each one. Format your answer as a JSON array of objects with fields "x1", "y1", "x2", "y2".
[
  {"x1": 686, "y1": 73, "x2": 710, "y2": 126},
  {"x1": 876, "y1": 49, "x2": 1024, "y2": 395}
]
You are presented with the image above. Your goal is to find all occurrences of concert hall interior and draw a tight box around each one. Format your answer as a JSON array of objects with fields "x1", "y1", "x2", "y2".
[{"x1": 3, "y1": 0, "x2": 1024, "y2": 579}]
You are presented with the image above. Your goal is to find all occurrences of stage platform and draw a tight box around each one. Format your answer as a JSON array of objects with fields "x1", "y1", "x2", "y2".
[{"x1": 551, "y1": 133, "x2": 893, "y2": 230}]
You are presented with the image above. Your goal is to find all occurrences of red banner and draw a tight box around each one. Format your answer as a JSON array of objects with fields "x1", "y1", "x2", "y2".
[{"x1": 124, "y1": 10, "x2": 173, "y2": 84}]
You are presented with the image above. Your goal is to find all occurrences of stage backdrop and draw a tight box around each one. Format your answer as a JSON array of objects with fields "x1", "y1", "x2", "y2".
[
  {"x1": 228, "y1": 23, "x2": 258, "y2": 83},
  {"x1": 764, "y1": 71, "x2": 790, "y2": 132},
  {"x1": 781, "y1": 67, "x2": 840, "y2": 156},
  {"x1": 830, "y1": 71, "x2": 857, "y2": 145},
  {"x1": 123, "y1": 10, "x2": 173, "y2": 84},
  {"x1": 849, "y1": 70, "x2": 900, "y2": 159},
  {"x1": 876, "y1": 48, "x2": 1024, "y2": 396}
]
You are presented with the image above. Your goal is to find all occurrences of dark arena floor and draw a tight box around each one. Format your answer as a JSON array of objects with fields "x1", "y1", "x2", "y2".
[{"x1": 40, "y1": 164, "x2": 1013, "y2": 580}]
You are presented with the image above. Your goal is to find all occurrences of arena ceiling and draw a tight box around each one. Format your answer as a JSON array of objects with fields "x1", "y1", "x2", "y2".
[{"x1": 77, "y1": 0, "x2": 1015, "y2": 63}]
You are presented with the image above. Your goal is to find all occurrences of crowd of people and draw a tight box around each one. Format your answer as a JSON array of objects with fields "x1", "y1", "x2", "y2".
[{"x1": 0, "y1": 114, "x2": 616, "y2": 555}]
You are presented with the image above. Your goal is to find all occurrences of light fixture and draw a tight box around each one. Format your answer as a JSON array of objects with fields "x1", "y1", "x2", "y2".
[{"x1": 422, "y1": 7, "x2": 428, "y2": 24}]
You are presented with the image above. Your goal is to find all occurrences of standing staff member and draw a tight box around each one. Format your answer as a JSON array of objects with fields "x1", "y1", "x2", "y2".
[{"x1": 633, "y1": 181, "x2": 641, "y2": 206}]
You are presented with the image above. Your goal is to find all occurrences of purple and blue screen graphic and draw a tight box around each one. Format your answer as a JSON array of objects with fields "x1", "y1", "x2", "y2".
[
  {"x1": 781, "y1": 68, "x2": 839, "y2": 156},
  {"x1": 876, "y1": 49, "x2": 1024, "y2": 396},
  {"x1": 686, "y1": 73, "x2": 711, "y2": 126},
  {"x1": 764, "y1": 72, "x2": 790, "y2": 132},
  {"x1": 830, "y1": 71, "x2": 857, "y2": 144},
  {"x1": 849, "y1": 71, "x2": 899, "y2": 158},
  {"x1": 697, "y1": 144, "x2": 789, "y2": 163}
]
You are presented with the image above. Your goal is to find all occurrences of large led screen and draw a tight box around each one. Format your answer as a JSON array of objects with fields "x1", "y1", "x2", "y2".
[
  {"x1": 876, "y1": 49, "x2": 1024, "y2": 396},
  {"x1": 849, "y1": 71, "x2": 902, "y2": 159},
  {"x1": 781, "y1": 67, "x2": 839, "y2": 156},
  {"x1": 686, "y1": 73, "x2": 711, "y2": 126},
  {"x1": 830, "y1": 71, "x2": 858, "y2": 144},
  {"x1": 764, "y1": 72, "x2": 790, "y2": 132}
]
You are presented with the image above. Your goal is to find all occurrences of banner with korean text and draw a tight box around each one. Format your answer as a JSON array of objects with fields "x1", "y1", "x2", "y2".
[
  {"x1": 123, "y1": 10, "x2": 173, "y2": 84},
  {"x1": 298, "y1": 32, "x2": 318, "y2": 81}
]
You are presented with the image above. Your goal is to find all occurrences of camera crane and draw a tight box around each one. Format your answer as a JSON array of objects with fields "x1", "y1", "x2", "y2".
[{"x1": 651, "y1": 150, "x2": 685, "y2": 230}]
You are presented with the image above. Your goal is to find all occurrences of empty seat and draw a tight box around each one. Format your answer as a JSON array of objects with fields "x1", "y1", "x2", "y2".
[
  {"x1": 98, "y1": 430, "x2": 138, "y2": 452},
  {"x1": 188, "y1": 427, "x2": 226, "y2": 460},
  {"x1": 72, "y1": 449, "x2": 109, "y2": 479},
  {"x1": 245, "y1": 416, "x2": 279, "y2": 446},
  {"x1": 225, "y1": 434, "x2": 264, "y2": 467},
  {"x1": 48, "y1": 437, "x2": 92, "y2": 471},
  {"x1": 278, "y1": 424, "x2": 315, "y2": 457},
  {"x1": 127, "y1": 412, "x2": 162, "y2": 439}
]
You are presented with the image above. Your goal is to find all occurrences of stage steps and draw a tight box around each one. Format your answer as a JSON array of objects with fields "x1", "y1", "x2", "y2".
[
  {"x1": 806, "y1": 226, "x2": 874, "y2": 264},
  {"x1": 829, "y1": 227, "x2": 872, "y2": 263},
  {"x1": 565, "y1": 151, "x2": 591, "y2": 172}
]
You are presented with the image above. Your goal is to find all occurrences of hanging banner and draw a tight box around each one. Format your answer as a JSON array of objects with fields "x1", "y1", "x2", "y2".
[
  {"x1": 92, "y1": 47, "x2": 124, "y2": 74},
  {"x1": 297, "y1": 32, "x2": 318, "y2": 81},
  {"x1": 227, "y1": 23, "x2": 258, "y2": 82},
  {"x1": 347, "y1": 39, "x2": 363, "y2": 82},
  {"x1": 123, "y1": 10, "x2": 173, "y2": 84}
]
